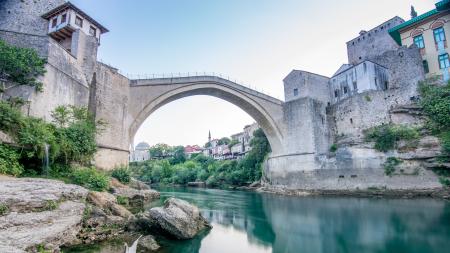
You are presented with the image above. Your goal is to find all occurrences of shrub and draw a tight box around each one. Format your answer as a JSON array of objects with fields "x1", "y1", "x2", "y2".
[
  {"x1": 0, "y1": 101, "x2": 23, "y2": 134},
  {"x1": 0, "y1": 39, "x2": 46, "y2": 91},
  {"x1": 44, "y1": 200, "x2": 58, "y2": 211},
  {"x1": 111, "y1": 167, "x2": 131, "y2": 184},
  {"x1": 383, "y1": 157, "x2": 403, "y2": 176},
  {"x1": 0, "y1": 144, "x2": 24, "y2": 176},
  {"x1": 70, "y1": 167, "x2": 110, "y2": 191},
  {"x1": 329, "y1": 144, "x2": 338, "y2": 152},
  {"x1": 116, "y1": 196, "x2": 129, "y2": 206},
  {"x1": 0, "y1": 203, "x2": 8, "y2": 216},
  {"x1": 364, "y1": 124, "x2": 419, "y2": 152},
  {"x1": 418, "y1": 81, "x2": 450, "y2": 131}
]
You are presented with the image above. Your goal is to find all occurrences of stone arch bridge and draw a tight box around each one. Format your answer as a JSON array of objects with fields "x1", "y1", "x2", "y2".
[{"x1": 93, "y1": 71, "x2": 330, "y2": 186}]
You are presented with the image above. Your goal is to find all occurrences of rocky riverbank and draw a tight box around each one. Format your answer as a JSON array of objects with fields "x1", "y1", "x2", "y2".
[{"x1": 0, "y1": 176, "x2": 210, "y2": 253}]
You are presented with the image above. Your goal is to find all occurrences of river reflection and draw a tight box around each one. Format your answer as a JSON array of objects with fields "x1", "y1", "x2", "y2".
[{"x1": 66, "y1": 187, "x2": 450, "y2": 253}]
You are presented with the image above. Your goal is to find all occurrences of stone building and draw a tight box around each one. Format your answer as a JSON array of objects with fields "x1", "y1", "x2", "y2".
[
  {"x1": 346, "y1": 16, "x2": 405, "y2": 65},
  {"x1": 284, "y1": 16, "x2": 424, "y2": 106},
  {"x1": 130, "y1": 142, "x2": 150, "y2": 162},
  {"x1": 389, "y1": 0, "x2": 450, "y2": 80}
]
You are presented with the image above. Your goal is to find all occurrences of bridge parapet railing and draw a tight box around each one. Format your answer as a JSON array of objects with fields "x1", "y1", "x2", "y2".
[{"x1": 125, "y1": 71, "x2": 283, "y2": 101}]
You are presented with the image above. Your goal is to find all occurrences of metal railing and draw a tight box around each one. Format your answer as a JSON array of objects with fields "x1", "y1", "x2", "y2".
[{"x1": 97, "y1": 60, "x2": 283, "y2": 100}]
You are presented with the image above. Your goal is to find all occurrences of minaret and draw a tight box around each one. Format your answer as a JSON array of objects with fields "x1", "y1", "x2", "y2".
[
  {"x1": 208, "y1": 130, "x2": 212, "y2": 156},
  {"x1": 208, "y1": 130, "x2": 212, "y2": 143}
]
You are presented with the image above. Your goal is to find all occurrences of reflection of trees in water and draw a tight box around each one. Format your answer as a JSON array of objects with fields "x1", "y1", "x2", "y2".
[
  {"x1": 158, "y1": 187, "x2": 276, "y2": 247},
  {"x1": 260, "y1": 194, "x2": 450, "y2": 253}
]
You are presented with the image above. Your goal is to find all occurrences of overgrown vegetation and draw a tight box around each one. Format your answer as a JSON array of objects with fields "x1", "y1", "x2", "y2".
[
  {"x1": 0, "y1": 101, "x2": 110, "y2": 191},
  {"x1": 0, "y1": 39, "x2": 46, "y2": 91},
  {"x1": 71, "y1": 167, "x2": 110, "y2": 192},
  {"x1": 383, "y1": 157, "x2": 403, "y2": 176},
  {"x1": 111, "y1": 167, "x2": 131, "y2": 184},
  {"x1": 364, "y1": 124, "x2": 419, "y2": 152},
  {"x1": 418, "y1": 80, "x2": 450, "y2": 160},
  {"x1": 0, "y1": 144, "x2": 23, "y2": 176},
  {"x1": 130, "y1": 128, "x2": 271, "y2": 187}
]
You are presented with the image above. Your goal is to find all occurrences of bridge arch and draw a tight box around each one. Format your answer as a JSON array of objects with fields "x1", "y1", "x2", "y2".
[{"x1": 127, "y1": 76, "x2": 286, "y2": 155}]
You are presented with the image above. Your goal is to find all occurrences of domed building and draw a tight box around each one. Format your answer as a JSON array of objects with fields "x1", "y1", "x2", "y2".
[{"x1": 130, "y1": 142, "x2": 150, "y2": 162}]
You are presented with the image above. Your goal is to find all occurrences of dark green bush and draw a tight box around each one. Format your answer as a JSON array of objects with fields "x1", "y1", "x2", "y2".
[
  {"x1": 0, "y1": 39, "x2": 46, "y2": 91},
  {"x1": 418, "y1": 81, "x2": 450, "y2": 131},
  {"x1": 111, "y1": 167, "x2": 131, "y2": 184},
  {"x1": 70, "y1": 167, "x2": 110, "y2": 191},
  {"x1": 383, "y1": 157, "x2": 403, "y2": 176},
  {"x1": 364, "y1": 124, "x2": 419, "y2": 152},
  {"x1": 329, "y1": 144, "x2": 337, "y2": 152},
  {"x1": 0, "y1": 144, "x2": 24, "y2": 176}
]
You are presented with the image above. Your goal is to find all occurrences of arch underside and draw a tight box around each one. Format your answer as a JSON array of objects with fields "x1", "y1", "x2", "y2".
[{"x1": 129, "y1": 82, "x2": 285, "y2": 154}]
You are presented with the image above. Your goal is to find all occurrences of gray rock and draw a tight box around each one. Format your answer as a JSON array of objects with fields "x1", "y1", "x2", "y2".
[
  {"x1": 0, "y1": 177, "x2": 88, "y2": 213},
  {"x1": 129, "y1": 178, "x2": 151, "y2": 190},
  {"x1": 137, "y1": 235, "x2": 160, "y2": 252},
  {"x1": 144, "y1": 197, "x2": 211, "y2": 239},
  {"x1": 0, "y1": 201, "x2": 85, "y2": 252}
]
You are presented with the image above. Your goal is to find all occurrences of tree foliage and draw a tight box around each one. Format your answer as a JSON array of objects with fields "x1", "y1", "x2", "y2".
[
  {"x1": 0, "y1": 40, "x2": 46, "y2": 91},
  {"x1": 130, "y1": 128, "x2": 271, "y2": 187}
]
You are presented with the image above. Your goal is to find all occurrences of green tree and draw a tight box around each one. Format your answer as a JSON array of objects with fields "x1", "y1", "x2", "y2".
[
  {"x1": 0, "y1": 40, "x2": 46, "y2": 91},
  {"x1": 149, "y1": 143, "x2": 172, "y2": 158},
  {"x1": 218, "y1": 137, "x2": 231, "y2": 145},
  {"x1": 170, "y1": 145, "x2": 186, "y2": 164}
]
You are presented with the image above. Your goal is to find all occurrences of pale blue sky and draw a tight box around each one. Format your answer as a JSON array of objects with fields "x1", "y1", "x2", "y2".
[{"x1": 71, "y1": 0, "x2": 436, "y2": 147}]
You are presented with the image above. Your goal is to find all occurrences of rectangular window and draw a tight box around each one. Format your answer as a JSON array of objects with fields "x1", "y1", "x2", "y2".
[
  {"x1": 353, "y1": 81, "x2": 357, "y2": 90},
  {"x1": 293, "y1": 88, "x2": 298, "y2": 96},
  {"x1": 75, "y1": 16, "x2": 83, "y2": 27},
  {"x1": 413, "y1": 35, "x2": 425, "y2": 49},
  {"x1": 422, "y1": 60, "x2": 429, "y2": 73},
  {"x1": 89, "y1": 26, "x2": 97, "y2": 36},
  {"x1": 61, "y1": 14, "x2": 67, "y2": 23},
  {"x1": 334, "y1": 90, "x2": 339, "y2": 98},
  {"x1": 343, "y1": 86, "x2": 348, "y2": 94},
  {"x1": 439, "y1": 54, "x2": 450, "y2": 69},
  {"x1": 52, "y1": 18, "x2": 57, "y2": 28},
  {"x1": 434, "y1": 27, "x2": 446, "y2": 43}
]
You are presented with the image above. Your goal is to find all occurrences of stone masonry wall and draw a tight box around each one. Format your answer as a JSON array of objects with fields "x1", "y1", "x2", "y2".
[
  {"x1": 283, "y1": 70, "x2": 330, "y2": 105},
  {"x1": 0, "y1": 0, "x2": 65, "y2": 56},
  {"x1": 372, "y1": 45, "x2": 425, "y2": 89},
  {"x1": 346, "y1": 16, "x2": 404, "y2": 65}
]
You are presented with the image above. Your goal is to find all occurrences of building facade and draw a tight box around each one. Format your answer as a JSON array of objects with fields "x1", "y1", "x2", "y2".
[
  {"x1": 389, "y1": 0, "x2": 450, "y2": 80},
  {"x1": 130, "y1": 142, "x2": 150, "y2": 162}
]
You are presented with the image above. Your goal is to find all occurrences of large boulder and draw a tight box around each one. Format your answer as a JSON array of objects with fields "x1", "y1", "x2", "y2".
[
  {"x1": 137, "y1": 235, "x2": 160, "y2": 252},
  {"x1": 87, "y1": 191, "x2": 133, "y2": 219},
  {"x1": 109, "y1": 178, "x2": 160, "y2": 211},
  {"x1": 0, "y1": 177, "x2": 88, "y2": 213},
  {"x1": 140, "y1": 197, "x2": 211, "y2": 239},
  {"x1": 0, "y1": 177, "x2": 88, "y2": 253}
]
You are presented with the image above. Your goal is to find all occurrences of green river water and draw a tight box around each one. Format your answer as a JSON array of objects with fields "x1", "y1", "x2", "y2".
[{"x1": 65, "y1": 187, "x2": 450, "y2": 253}]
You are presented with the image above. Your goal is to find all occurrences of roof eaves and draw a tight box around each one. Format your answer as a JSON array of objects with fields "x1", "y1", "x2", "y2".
[
  {"x1": 388, "y1": 9, "x2": 439, "y2": 45},
  {"x1": 41, "y1": 1, "x2": 109, "y2": 34}
]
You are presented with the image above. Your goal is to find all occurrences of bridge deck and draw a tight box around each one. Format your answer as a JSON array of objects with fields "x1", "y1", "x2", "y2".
[{"x1": 130, "y1": 75, "x2": 283, "y2": 105}]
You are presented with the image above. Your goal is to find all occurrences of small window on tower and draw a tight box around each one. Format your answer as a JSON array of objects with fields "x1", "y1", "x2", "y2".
[
  {"x1": 89, "y1": 26, "x2": 97, "y2": 36},
  {"x1": 52, "y1": 18, "x2": 57, "y2": 28},
  {"x1": 293, "y1": 88, "x2": 298, "y2": 96},
  {"x1": 353, "y1": 81, "x2": 357, "y2": 90},
  {"x1": 75, "y1": 16, "x2": 83, "y2": 27},
  {"x1": 61, "y1": 14, "x2": 67, "y2": 23},
  {"x1": 334, "y1": 90, "x2": 339, "y2": 98},
  {"x1": 343, "y1": 86, "x2": 348, "y2": 94}
]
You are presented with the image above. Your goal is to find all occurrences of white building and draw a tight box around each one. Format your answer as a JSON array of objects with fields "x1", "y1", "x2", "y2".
[
  {"x1": 42, "y1": 2, "x2": 109, "y2": 57},
  {"x1": 330, "y1": 61, "x2": 389, "y2": 104},
  {"x1": 130, "y1": 142, "x2": 150, "y2": 162}
]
